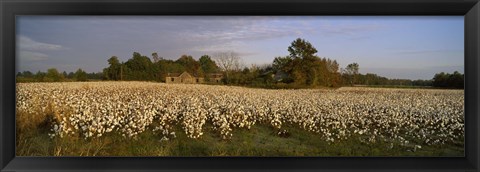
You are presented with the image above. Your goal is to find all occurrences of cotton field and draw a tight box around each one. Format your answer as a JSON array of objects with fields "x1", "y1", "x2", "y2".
[{"x1": 16, "y1": 82, "x2": 464, "y2": 148}]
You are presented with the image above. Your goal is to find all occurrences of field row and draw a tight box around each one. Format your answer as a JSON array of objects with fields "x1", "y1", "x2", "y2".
[{"x1": 16, "y1": 82, "x2": 464, "y2": 148}]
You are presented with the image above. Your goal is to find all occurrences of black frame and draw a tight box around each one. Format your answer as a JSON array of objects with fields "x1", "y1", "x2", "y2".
[{"x1": 1, "y1": 0, "x2": 479, "y2": 171}]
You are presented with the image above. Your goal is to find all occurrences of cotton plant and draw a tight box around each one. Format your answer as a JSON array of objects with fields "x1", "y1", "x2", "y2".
[{"x1": 17, "y1": 82, "x2": 464, "y2": 147}]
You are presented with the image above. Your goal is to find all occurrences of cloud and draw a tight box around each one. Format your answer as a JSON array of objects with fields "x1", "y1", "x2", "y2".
[
  {"x1": 189, "y1": 41, "x2": 245, "y2": 53},
  {"x1": 17, "y1": 51, "x2": 49, "y2": 61},
  {"x1": 237, "y1": 52, "x2": 259, "y2": 57},
  {"x1": 179, "y1": 18, "x2": 385, "y2": 42},
  {"x1": 394, "y1": 49, "x2": 462, "y2": 55},
  {"x1": 177, "y1": 17, "x2": 315, "y2": 44},
  {"x1": 174, "y1": 17, "x2": 317, "y2": 57},
  {"x1": 317, "y1": 23, "x2": 385, "y2": 38},
  {"x1": 18, "y1": 35, "x2": 62, "y2": 51}
]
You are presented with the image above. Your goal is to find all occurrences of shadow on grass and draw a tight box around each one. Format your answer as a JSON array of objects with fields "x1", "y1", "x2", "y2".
[{"x1": 16, "y1": 123, "x2": 464, "y2": 157}]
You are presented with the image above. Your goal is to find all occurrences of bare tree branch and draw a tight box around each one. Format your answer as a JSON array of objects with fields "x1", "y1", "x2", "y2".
[{"x1": 213, "y1": 51, "x2": 243, "y2": 72}]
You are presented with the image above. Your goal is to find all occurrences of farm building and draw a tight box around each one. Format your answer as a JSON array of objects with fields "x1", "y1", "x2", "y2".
[
  {"x1": 165, "y1": 71, "x2": 223, "y2": 84},
  {"x1": 166, "y1": 72, "x2": 202, "y2": 84},
  {"x1": 206, "y1": 73, "x2": 223, "y2": 84}
]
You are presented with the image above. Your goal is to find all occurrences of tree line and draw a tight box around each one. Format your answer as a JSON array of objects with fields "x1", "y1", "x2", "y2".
[
  {"x1": 345, "y1": 70, "x2": 463, "y2": 89},
  {"x1": 432, "y1": 71, "x2": 464, "y2": 89},
  {"x1": 350, "y1": 73, "x2": 433, "y2": 87},
  {"x1": 102, "y1": 52, "x2": 220, "y2": 82},
  {"x1": 16, "y1": 68, "x2": 101, "y2": 82},
  {"x1": 16, "y1": 38, "x2": 464, "y2": 89}
]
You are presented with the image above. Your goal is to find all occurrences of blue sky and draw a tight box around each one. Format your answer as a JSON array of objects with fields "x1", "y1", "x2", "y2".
[{"x1": 16, "y1": 16, "x2": 464, "y2": 80}]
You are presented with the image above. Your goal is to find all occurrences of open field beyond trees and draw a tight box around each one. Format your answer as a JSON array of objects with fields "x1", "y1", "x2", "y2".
[{"x1": 16, "y1": 82, "x2": 464, "y2": 156}]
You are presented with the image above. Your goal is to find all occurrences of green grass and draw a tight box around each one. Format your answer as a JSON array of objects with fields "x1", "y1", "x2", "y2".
[{"x1": 16, "y1": 122, "x2": 464, "y2": 157}]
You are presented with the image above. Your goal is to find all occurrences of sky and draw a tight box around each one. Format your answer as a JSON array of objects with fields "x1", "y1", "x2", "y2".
[{"x1": 16, "y1": 16, "x2": 464, "y2": 80}]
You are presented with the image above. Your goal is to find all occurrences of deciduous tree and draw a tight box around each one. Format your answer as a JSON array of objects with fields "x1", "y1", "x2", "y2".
[
  {"x1": 74, "y1": 68, "x2": 88, "y2": 81},
  {"x1": 345, "y1": 63, "x2": 359, "y2": 86}
]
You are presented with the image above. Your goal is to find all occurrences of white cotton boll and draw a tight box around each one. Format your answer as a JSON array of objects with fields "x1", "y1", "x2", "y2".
[{"x1": 17, "y1": 82, "x2": 463, "y2": 149}]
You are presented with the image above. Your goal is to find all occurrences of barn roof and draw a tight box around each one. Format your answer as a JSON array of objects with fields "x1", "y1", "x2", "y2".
[
  {"x1": 166, "y1": 73, "x2": 181, "y2": 77},
  {"x1": 179, "y1": 71, "x2": 193, "y2": 78},
  {"x1": 166, "y1": 71, "x2": 222, "y2": 78}
]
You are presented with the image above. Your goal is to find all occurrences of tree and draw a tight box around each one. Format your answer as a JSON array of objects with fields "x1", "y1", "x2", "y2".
[
  {"x1": 74, "y1": 68, "x2": 88, "y2": 81},
  {"x1": 176, "y1": 55, "x2": 201, "y2": 76},
  {"x1": 199, "y1": 55, "x2": 219, "y2": 73},
  {"x1": 287, "y1": 38, "x2": 320, "y2": 85},
  {"x1": 62, "y1": 71, "x2": 68, "y2": 79},
  {"x1": 433, "y1": 72, "x2": 448, "y2": 87},
  {"x1": 287, "y1": 38, "x2": 318, "y2": 60},
  {"x1": 345, "y1": 63, "x2": 359, "y2": 86},
  {"x1": 45, "y1": 68, "x2": 64, "y2": 82},
  {"x1": 86, "y1": 72, "x2": 103, "y2": 80},
  {"x1": 214, "y1": 51, "x2": 243, "y2": 83},
  {"x1": 214, "y1": 51, "x2": 243, "y2": 72},
  {"x1": 105, "y1": 56, "x2": 122, "y2": 80},
  {"x1": 450, "y1": 71, "x2": 464, "y2": 88},
  {"x1": 16, "y1": 71, "x2": 36, "y2": 82},
  {"x1": 18, "y1": 71, "x2": 33, "y2": 78},
  {"x1": 272, "y1": 56, "x2": 293, "y2": 73},
  {"x1": 67, "y1": 72, "x2": 75, "y2": 79},
  {"x1": 433, "y1": 71, "x2": 463, "y2": 89},
  {"x1": 35, "y1": 71, "x2": 46, "y2": 82},
  {"x1": 327, "y1": 59, "x2": 341, "y2": 87},
  {"x1": 152, "y1": 52, "x2": 162, "y2": 63},
  {"x1": 153, "y1": 59, "x2": 185, "y2": 82},
  {"x1": 124, "y1": 52, "x2": 154, "y2": 80},
  {"x1": 199, "y1": 55, "x2": 220, "y2": 81},
  {"x1": 271, "y1": 56, "x2": 295, "y2": 83}
]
